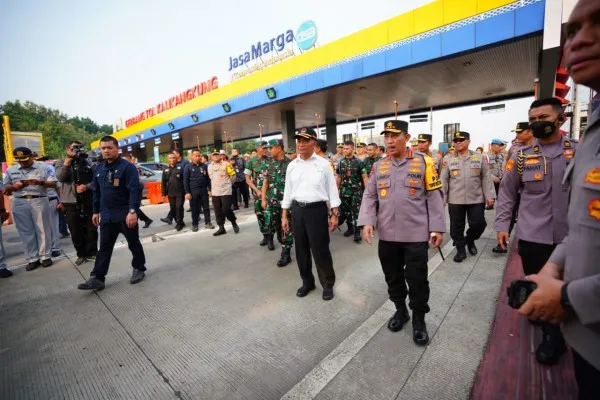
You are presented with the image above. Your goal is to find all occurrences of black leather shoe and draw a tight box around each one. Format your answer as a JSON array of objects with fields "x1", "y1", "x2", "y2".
[
  {"x1": 387, "y1": 308, "x2": 410, "y2": 332},
  {"x1": 277, "y1": 248, "x2": 292, "y2": 267},
  {"x1": 454, "y1": 248, "x2": 467, "y2": 263},
  {"x1": 536, "y1": 334, "x2": 567, "y2": 365},
  {"x1": 259, "y1": 235, "x2": 268, "y2": 246},
  {"x1": 160, "y1": 218, "x2": 172, "y2": 225},
  {"x1": 51, "y1": 250, "x2": 62, "y2": 258},
  {"x1": 213, "y1": 226, "x2": 226, "y2": 236},
  {"x1": 232, "y1": 222, "x2": 240, "y2": 234},
  {"x1": 26, "y1": 260, "x2": 41, "y2": 271},
  {"x1": 41, "y1": 259, "x2": 53, "y2": 268},
  {"x1": 192, "y1": 225, "x2": 199, "y2": 232},
  {"x1": 75, "y1": 257, "x2": 87, "y2": 266},
  {"x1": 130, "y1": 269, "x2": 145, "y2": 285},
  {"x1": 175, "y1": 223, "x2": 184, "y2": 231},
  {"x1": 343, "y1": 224, "x2": 354, "y2": 237},
  {"x1": 353, "y1": 229, "x2": 362, "y2": 243},
  {"x1": 492, "y1": 244, "x2": 507, "y2": 254},
  {"x1": 78, "y1": 277, "x2": 105, "y2": 291},
  {"x1": 296, "y1": 285, "x2": 316, "y2": 297},
  {"x1": 0, "y1": 268, "x2": 13, "y2": 278},
  {"x1": 143, "y1": 219, "x2": 153, "y2": 229},
  {"x1": 467, "y1": 241, "x2": 478, "y2": 255},
  {"x1": 322, "y1": 287, "x2": 334, "y2": 301},
  {"x1": 267, "y1": 235, "x2": 275, "y2": 251},
  {"x1": 412, "y1": 313, "x2": 429, "y2": 345}
]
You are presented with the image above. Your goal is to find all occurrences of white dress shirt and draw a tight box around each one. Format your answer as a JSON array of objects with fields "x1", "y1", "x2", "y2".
[{"x1": 282, "y1": 152, "x2": 341, "y2": 209}]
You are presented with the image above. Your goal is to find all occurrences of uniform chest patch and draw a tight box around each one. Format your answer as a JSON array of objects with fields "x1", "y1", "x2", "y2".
[
  {"x1": 584, "y1": 168, "x2": 600, "y2": 184},
  {"x1": 409, "y1": 188, "x2": 416, "y2": 196},
  {"x1": 452, "y1": 170, "x2": 459, "y2": 176},
  {"x1": 379, "y1": 188, "x2": 388, "y2": 198},
  {"x1": 534, "y1": 173, "x2": 543, "y2": 180},
  {"x1": 589, "y1": 199, "x2": 600, "y2": 221},
  {"x1": 506, "y1": 159, "x2": 514, "y2": 171}
]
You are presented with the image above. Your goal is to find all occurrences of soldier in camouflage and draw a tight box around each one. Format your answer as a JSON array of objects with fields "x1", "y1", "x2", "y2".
[
  {"x1": 361, "y1": 143, "x2": 382, "y2": 187},
  {"x1": 261, "y1": 139, "x2": 294, "y2": 267},
  {"x1": 336, "y1": 140, "x2": 364, "y2": 242},
  {"x1": 245, "y1": 141, "x2": 272, "y2": 247}
]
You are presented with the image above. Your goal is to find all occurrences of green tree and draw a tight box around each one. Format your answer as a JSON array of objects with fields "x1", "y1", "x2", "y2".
[{"x1": 1, "y1": 100, "x2": 108, "y2": 160}]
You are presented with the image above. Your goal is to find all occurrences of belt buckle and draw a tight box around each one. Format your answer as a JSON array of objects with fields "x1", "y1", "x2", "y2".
[
  {"x1": 298, "y1": 201, "x2": 307, "y2": 208},
  {"x1": 24, "y1": 195, "x2": 33, "y2": 200}
]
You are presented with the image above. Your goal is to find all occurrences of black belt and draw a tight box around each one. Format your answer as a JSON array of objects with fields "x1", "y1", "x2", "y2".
[
  {"x1": 292, "y1": 200, "x2": 326, "y2": 208},
  {"x1": 49, "y1": 197, "x2": 58, "y2": 201},
  {"x1": 15, "y1": 195, "x2": 46, "y2": 199}
]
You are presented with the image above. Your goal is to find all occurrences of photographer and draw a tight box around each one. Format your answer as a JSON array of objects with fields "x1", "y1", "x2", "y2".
[{"x1": 55, "y1": 141, "x2": 98, "y2": 266}]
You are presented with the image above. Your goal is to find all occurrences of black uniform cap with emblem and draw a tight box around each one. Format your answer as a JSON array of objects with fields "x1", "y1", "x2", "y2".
[
  {"x1": 13, "y1": 147, "x2": 33, "y2": 161},
  {"x1": 512, "y1": 122, "x2": 529, "y2": 133},
  {"x1": 381, "y1": 120, "x2": 408, "y2": 135},
  {"x1": 417, "y1": 134, "x2": 432, "y2": 142},
  {"x1": 294, "y1": 127, "x2": 317, "y2": 140},
  {"x1": 452, "y1": 131, "x2": 470, "y2": 140}
]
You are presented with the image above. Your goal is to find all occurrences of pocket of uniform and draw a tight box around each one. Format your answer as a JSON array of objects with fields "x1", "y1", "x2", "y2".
[{"x1": 521, "y1": 176, "x2": 545, "y2": 194}]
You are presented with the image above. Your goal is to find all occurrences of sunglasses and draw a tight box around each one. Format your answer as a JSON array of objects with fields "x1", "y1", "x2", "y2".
[{"x1": 452, "y1": 138, "x2": 466, "y2": 143}]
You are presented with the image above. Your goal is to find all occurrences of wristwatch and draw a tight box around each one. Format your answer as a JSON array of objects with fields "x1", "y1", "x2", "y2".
[
  {"x1": 560, "y1": 282, "x2": 574, "y2": 314},
  {"x1": 331, "y1": 210, "x2": 340, "y2": 217},
  {"x1": 129, "y1": 209, "x2": 137, "y2": 214}
]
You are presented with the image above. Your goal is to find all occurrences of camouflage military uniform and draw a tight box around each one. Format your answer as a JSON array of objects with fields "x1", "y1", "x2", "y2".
[
  {"x1": 362, "y1": 155, "x2": 382, "y2": 178},
  {"x1": 245, "y1": 156, "x2": 271, "y2": 234},
  {"x1": 263, "y1": 157, "x2": 293, "y2": 249},
  {"x1": 337, "y1": 156, "x2": 364, "y2": 232}
]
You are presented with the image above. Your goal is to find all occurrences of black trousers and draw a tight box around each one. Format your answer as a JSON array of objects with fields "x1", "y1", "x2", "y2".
[
  {"x1": 378, "y1": 240, "x2": 430, "y2": 313},
  {"x1": 573, "y1": 350, "x2": 600, "y2": 400},
  {"x1": 191, "y1": 189, "x2": 211, "y2": 226},
  {"x1": 291, "y1": 201, "x2": 335, "y2": 288},
  {"x1": 518, "y1": 239, "x2": 564, "y2": 343},
  {"x1": 91, "y1": 221, "x2": 146, "y2": 281},
  {"x1": 168, "y1": 195, "x2": 184, "y2": 225},
  {"x1": 137, "y1": 209, "x2": 150, "y2": 223},
  {"x1": 232, "y1": 181, "x2": 249, "y2": 207},
  {"x1": 64, "y1": 200, "x2": 98, "y2": 258},
  {"x1": 212, "y1": 195, "x2": 236, "y2": 226},
  {"x1": 448, "y1": 203, "x2": 486, "y2": 248},
  {"x1": 508, "y1": 193, "x2": 521, "y2": 235}
]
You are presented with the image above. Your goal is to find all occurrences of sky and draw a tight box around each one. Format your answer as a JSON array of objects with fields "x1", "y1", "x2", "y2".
[
  {"x1": 1, "y1": 0, "x2": 590, "y2": 149},
  {"x1": 0, "y1": 0, "x2": 434, "y2": 126}
]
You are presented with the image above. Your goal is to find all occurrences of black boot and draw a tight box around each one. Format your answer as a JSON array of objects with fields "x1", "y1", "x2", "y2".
[
  {"x1": 277, "y1": 248, "x2": 292, "y2": 267},
  {"x1": 467, "y1": 240, "x2": 478, "y2": 255},
  {"x1": 232, "y1": 221, "x2": 240, "y2": 233},
  {"x1": 213, "y1": 225, "x2": 226, "y2": 236},
  {"x1": 353, "y1": 226, "x2": 362, "y2": 243},
  {"x1": 387, "y1": 304, "x2": 410, "y2": 332},
  {"x1": 343, "y1": 222, "x2": 354, "y2": 237},
  {"x1": 259, "y1": 234, "x2": 268, "y2": 246},
  {"x1": 267, "y1": 234, "x2": 275, "y2": 251},
  {"x1": 412, "y1": 312, "x2": 429, "y2": 346},
  {"x1": 536, "y1": 324, "x2": 567, "y2": 365},
  {"x1": 143, "y1": 219, "x2": 153, "y2": 229},
  {"x1": 454, "y1": 247, "x2": 467, "y2": 262}
]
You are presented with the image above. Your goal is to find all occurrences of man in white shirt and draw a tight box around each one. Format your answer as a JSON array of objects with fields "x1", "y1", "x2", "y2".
[{"x1": 282, "y1": 127, "x2": 342, "y2": 301}]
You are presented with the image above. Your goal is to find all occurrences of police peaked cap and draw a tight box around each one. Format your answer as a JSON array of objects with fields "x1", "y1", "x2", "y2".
[
  {"x1": 294, "y1": 127, "x2": 317, "y2": 140},
  {"x1": 417, "y1": 134, "x2": 432, "y2": 142},
  {"x1": 13, "y1": 147, "x2": 33, "y2": 161},
  {"x1": 381, "y1": 120, "x2": 408, "y2": 135}
]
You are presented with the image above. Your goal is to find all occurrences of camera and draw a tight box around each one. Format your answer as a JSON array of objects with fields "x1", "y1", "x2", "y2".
[
  {"x1": 507, "y1": 280, "x2": 537, "y2": 309},
  {"x1": 71, "y1": 144, "x2": 88, "y2": 160}
]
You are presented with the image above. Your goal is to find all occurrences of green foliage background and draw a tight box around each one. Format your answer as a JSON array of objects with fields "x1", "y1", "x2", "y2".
[{"x1": 1, "y1": 100, "x2": 112, "y2": 160}]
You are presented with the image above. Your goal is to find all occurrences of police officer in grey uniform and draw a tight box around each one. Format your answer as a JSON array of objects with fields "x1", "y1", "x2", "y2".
[
  {"x1": 440, "y1": 131, "x2": 495, "y2": 262},
  {"x1": 35, "y1": 153, "x2": 62, "y2": 258},
  {"x1": 3, "y1": 147, "x2": 57, "y2": 270},
  {"x1": 496, "y1": 98, "x2": 575, "y2": 365},
  {"x1": 518, "y1": 2, "x2": 600, "y2": 395},
  {"x1": 358, "y1": 120, "x2": 445, "y2": 345},
  {"x1": 416, "y1": 134, "x2": 442, "y2": 174},
  {"x1": 487, "y1": 138, "x2": 506, "y2": 199}
]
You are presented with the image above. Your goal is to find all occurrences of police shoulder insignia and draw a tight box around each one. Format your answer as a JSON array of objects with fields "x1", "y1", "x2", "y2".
[
  {"x1": 506, "y1": 159, "x2": 515, "y2": 171},
  {"x1": 584, "y1": 167, "x2": 600, "y2": 185},
  {"x1": 533, "y1": 145, "x2": 540, "y2": 153},
  {"x1": 589, "y1": 199, "x2": 600, "y2": 221},
  {"x1": 564, "y1": 140, "x2": 571, "y2": 148}
]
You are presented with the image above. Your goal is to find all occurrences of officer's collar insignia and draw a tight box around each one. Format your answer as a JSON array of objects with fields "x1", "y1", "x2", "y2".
[
  {"x1": 564, "y1": 140, "x2": 571, "y2": 148},
  {"x1": 533, "y1": 145, "x2": 540, "y2": 153},
  {"x1": 406, "y1": 149, "x2": 414, "y2": 159}
]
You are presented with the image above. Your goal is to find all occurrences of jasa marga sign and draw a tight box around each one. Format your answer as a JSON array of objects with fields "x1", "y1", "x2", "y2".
[{"x1": 228, "y1": 21, "x2": 318, "y2": 72}]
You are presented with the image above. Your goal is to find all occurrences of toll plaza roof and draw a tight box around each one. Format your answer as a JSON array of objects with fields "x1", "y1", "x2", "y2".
[{"x1": 93, "y1": 0, "x2": 546, "y2": 152}]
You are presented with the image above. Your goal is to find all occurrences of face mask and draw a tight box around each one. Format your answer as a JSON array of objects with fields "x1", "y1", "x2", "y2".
[{"x1": 530, "y1": 120, "x2": 557, "y2": 139}]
